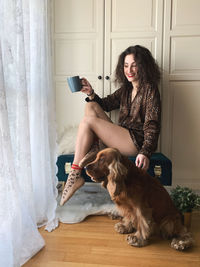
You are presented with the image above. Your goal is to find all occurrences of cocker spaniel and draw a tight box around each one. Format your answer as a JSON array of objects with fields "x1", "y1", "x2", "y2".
[{"x1": 80, "y1": 148, "x2": 194, "y2": 251}]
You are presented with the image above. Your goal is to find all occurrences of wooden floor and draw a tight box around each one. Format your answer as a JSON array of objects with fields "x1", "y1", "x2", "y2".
[{"x1": 24, "y1": 212, "x2": 200, "y2": 267}]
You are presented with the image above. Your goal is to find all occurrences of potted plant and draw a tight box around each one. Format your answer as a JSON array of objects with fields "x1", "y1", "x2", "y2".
[{"x1": 170, "y1": 185, "x2": 200, "y2": 228}]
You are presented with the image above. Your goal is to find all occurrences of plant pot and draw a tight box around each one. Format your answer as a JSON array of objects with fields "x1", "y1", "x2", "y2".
[{"x1": 183, "y1": 212, "x2": 192, "y2": 228}]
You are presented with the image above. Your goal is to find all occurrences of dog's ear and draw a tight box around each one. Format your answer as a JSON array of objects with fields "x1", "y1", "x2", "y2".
[
  {"x1": 108, "y1": 157, "x2": 128, "y2": 197},
  {"x1": 79, "y1": 150, "x2": 98, "y2": 168}
]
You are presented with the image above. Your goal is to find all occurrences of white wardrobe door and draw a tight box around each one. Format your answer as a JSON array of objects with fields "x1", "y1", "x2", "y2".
[{"x1": 53, "y1": 0, "x2": 104, "y2": 134}]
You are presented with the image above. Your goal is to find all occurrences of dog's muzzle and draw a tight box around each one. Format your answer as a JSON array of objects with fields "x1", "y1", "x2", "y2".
[{"x1": 85, "y1": 166, "x2": 105, "y2": 182}]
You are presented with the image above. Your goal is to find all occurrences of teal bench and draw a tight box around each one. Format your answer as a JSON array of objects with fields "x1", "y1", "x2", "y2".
[{"x1": 56, "y1": 153, "x2": 172, "y2": 186}]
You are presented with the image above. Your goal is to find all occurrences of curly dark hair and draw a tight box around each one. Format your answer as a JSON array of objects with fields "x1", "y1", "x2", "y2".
[{"x1": 115, "y1": 45, "x2": 161, "y2": 90}]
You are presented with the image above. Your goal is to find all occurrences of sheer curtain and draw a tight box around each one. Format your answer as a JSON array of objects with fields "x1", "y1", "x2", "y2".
[{"x1": 0, "y1": 0, "x2": 58, "y2": 266}]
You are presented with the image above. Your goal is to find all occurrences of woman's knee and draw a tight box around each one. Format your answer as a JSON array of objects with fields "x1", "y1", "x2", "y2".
[
  {"x1": 85, "y1": 102, "x2": 111, "y2": 122},
  {"x1": 80, "y1": 115, "x2": 96, "y2": 129},
  {"x1": 84, "y1": 102, "x2": 99, "y2": 116}
]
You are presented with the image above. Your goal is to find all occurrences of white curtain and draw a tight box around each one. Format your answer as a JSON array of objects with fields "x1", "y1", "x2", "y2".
[{"x1": 0, "y1": 0, "x2": 58, "y2": 266}]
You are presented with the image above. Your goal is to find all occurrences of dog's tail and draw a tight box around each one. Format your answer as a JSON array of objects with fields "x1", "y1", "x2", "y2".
[{"x1": 171, "y1": 230, "x2": 194, "y2": 251}]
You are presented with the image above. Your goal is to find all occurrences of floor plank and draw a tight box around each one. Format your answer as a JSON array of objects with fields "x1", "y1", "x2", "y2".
[{"x1": 23, "y1": 212, "x2": 200, "y2": 267}]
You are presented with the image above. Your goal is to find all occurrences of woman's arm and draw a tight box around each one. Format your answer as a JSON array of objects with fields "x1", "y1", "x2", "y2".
[
  {"x1": 135, "y1": 88, "x2": 161, "y2": 171},
  {"x1": 140, "y1": 87, "x2": 161, "y2": 159},
  {"x1": 81, "y1": 78, "x2": 123, "y2": 112}
]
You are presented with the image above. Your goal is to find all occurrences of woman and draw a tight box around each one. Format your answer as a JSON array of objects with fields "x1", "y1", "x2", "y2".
[{"x1": 60, "y1": 45, "x2": 161, "y2": 206}]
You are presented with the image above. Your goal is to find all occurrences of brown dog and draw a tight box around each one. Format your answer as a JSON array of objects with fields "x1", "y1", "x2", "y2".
[{"x1": 80, "y1": 148, "x2": 194, "y2": 251}]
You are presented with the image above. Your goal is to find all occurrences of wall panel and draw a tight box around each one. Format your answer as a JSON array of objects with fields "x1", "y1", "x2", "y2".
[
  {"x1": 170, "y1": 36, "x2": 200, "y2": 76},
  {"x1": 171, "y1": 0, "x2": 200, "y2": 31},
  {"x1": 55, "y1": 39, "x2": 97, "y2": 75},
  {"x1": 170, "y1": 81, "x2": 200, "y2": 185},
  {"x1": 162, "y1": 0, "x2": 200, "y2": 188},
  {"x1": 112, "y1": 0, "x2": 156, "y2": 32},
  {"x1": 54, "y1": 0, "x2": 96, "y2": 33}
]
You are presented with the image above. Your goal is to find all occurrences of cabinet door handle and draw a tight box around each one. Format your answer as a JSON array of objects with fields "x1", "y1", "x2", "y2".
[
  {"x1": 105, "y1": 76, "x2": 110, "y2": 80},
  {"x1": 98, "y1": 76, "x2": 102, "y2": 80}
]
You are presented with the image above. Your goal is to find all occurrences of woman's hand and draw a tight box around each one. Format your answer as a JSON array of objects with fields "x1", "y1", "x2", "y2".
[
  {"x1": 135, "y1": 154, "x2": 149, "y2": 171},
  {"x1": 81, "y1": 78, "x2": 94, "y2": 96}
]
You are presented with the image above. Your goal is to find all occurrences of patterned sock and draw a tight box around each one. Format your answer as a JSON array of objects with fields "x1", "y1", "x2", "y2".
[{"x1": 60, "y1": 164, "x2": 85, "y2": 206}]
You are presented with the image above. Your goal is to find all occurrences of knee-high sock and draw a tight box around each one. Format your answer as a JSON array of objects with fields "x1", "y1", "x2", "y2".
[{"x1": 60, "y1": 164, "x2": 85, "y2": 206}]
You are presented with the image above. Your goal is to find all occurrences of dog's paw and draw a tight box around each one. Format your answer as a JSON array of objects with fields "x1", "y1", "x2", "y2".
[
  {"x1": 114, "y1": 222, "x2": 134, "y2": 234},
  {"x1": 171, "y1": 236, "x2": 194, "y2": 251},
  {"x1": 114, "y1": 222, "x2": 127, "y2": 234},
  {"x1": 126, "y1": 234, "x2": 149, "y2": 247},
  {"x1": 107, "y1": 207, "x2": 122, "y2": 220},
  {"x1": 108, "y1": 213, "x2": 122, "y2": 220}
]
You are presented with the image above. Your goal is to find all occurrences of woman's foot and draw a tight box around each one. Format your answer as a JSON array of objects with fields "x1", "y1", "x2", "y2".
[{"x1": 60, "y1": 165, "x2": 85, "y2": 206}]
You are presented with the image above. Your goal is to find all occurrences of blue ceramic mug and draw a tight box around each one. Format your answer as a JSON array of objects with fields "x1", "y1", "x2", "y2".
[{"x1": 67, "y1": 76, "x2": 82, "y2": 93}]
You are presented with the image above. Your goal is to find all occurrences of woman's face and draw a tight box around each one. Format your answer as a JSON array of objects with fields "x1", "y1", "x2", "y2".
[{"x1": 123, "y1": 54, "x2": 138, "y2": 83}]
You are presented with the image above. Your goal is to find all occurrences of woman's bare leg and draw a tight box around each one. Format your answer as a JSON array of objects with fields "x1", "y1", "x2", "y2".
[
  {"x1": 81, "y1": 116, "x2": 138, "y2": 155},
  {"x1": 60, "y1": 102, "x2": 111, "y2": 206},
  {"x1": 74, "y1": 102, "x2": 138, "y2": 163},
  {"x1": 60, "y1": 102, "x2": 138, "y2": 206},
  {"x1": 73, "y1": 102, "x2": 111, "y2": 165}
]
